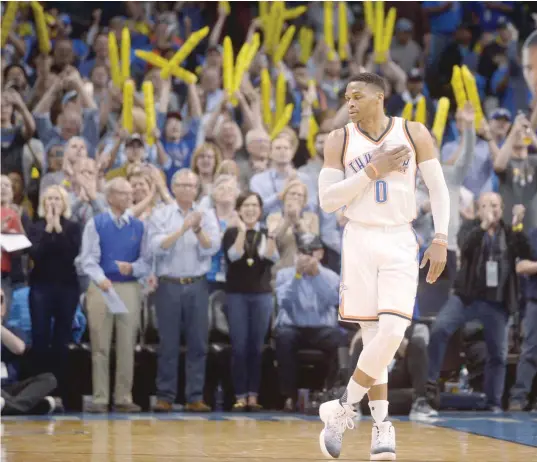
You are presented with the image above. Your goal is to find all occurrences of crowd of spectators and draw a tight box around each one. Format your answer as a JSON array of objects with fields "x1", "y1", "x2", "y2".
[{"x1": 1, "y1": 1, "x2": 537, "y2": 417}]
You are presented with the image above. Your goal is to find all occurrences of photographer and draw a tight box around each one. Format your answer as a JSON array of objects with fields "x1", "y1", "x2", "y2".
[
  {"x1": 427, "y1": 192, "x2": 531, "y2": 412},
  {"x1": 273, "y1": 233, "x2": 341, "y2": 412}
]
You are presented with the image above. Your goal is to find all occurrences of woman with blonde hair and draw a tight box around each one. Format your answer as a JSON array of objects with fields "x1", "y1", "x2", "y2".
[
  {"x1": 191, "y1": 142, "x2": 222, "y2": 199},
  {"x1": 266, "y1": 179, "x2": 319, "y2": 276},
  {"x1": 28, "y1": 185, "x2": 82, "y2": 404}
]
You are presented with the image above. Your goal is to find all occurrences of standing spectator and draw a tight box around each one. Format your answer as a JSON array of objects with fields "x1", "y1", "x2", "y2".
[
  {"x1": 80, "y1": 177, "x2": 150, "y2": 413},
  {"x1": 1, "y1": 87, "x2": 36, "y2": 183},
  {"x1": 28, "y1": 185, "x2": 81, "y2": 404},
  {"x1": 298, "y1": 130, "x2": 329, "y2": 201},
  {"x1": 69, "y1": 158, "x2": 107, "y2": 227},
  {"x1": 32, "y1": 67, "x2": 100, "y2": 157},
  {"x1": 147, "y1": 169, "x2": 221, "y2": 412},
  {"x1": 191, "y1": 142, "x2": 222, "y2": 200},
  {"x1": 390, "y1": 19, "x2": 423, "y2": 73},
  {"x1": 206, "y1": 175, "x2": 240, "y2": 292},
  {"x1": 250, "y1": 136, "x2": 312, "y2": 217},
  {"x1": 39, "y1": 136, "x2": 89, "y2": 197},
  {"x1": 222, "y1": 191, "x2": 279, "y2": 410},
  {"x1": 427, "y1": 193, "x2": 531, "y2": 412},
  {"x1": 1, "y1": 175, "x2": 24, "y2": 314},
  {"x1": 488, "y1": 108, "x2": 512, "y2": 146},
  {"x1": 494, "y1": 113, "x2": 537, "y2": 230},
  {"x1": 509, "y1": 226, "x2": 537, "y2": 411},
  {"x1": 274, "y1": 233, "x2": 340, "y2": 412}
]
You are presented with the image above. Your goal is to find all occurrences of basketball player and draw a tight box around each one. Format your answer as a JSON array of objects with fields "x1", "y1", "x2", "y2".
[{"x1": 317, "y1": 73, "x2": 450, "y2": 460}]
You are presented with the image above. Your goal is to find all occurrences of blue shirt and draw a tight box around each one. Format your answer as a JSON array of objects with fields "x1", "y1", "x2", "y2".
[
  {"x1": 423, "y1": 1, "x2": 462, "y2": 34},
  {"x1": 275, "y1": 265, "x2": 339, "y2": 328},
  {"x1": 249, "y1": 168, "x2": 316, "y2": 217},
  {"x1": 146, "y1": 203, "x2": 221, "y2": 278}
]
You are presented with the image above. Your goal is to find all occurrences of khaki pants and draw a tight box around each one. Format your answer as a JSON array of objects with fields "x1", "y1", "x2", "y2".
[{"x1": 86, "y1": 281, "x2": 141, "y2": 405}]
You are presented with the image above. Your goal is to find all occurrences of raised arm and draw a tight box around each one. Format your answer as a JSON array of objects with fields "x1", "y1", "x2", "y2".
[{"x1": 410, "y1": 120, "x2": 450, "y2": 283}]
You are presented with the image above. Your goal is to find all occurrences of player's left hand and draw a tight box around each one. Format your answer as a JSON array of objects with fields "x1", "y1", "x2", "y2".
[{"x1": 420, "y1": 241, "x2": 447, "y2": 284}]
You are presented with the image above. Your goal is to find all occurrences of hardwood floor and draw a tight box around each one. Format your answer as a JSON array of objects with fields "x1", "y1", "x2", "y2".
[{"x1": 2, "y1": 413, "x2": 537, "y2": 461}]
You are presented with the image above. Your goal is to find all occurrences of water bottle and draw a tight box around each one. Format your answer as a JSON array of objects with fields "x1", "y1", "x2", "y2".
[
  {"x1": 458, "y1": 365, "x2": 470, "y2": 393},
  {"x1": 215, "y1": 383, "x2": 224, "y2": 411}
]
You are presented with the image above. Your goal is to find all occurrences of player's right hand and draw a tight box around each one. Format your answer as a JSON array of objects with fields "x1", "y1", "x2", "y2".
[{"x1": 366, "y1": 144, "x2": 411, "y2": 179}]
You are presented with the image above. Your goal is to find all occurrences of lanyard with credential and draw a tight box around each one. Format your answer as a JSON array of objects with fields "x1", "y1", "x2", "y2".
[{"x1": 485, "y1": 231, "x2": 499, "y2": 288}]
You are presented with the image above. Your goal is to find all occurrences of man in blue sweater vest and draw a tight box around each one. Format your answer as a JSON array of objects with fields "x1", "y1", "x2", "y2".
[{"x1": 80, "y1": 177, "x2": 150, "y2": 413}]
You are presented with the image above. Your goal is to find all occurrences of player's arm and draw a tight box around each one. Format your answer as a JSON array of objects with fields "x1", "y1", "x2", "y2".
[
  {"x1": 318, "y1": 128, "x2": 375, "y2": 213},
  {"x1": 409, "y1": 121, "x2": 450, "y2": 283}
]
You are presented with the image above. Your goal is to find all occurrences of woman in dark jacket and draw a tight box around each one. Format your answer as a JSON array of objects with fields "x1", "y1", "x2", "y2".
[
  {"x1": 222, "y1": 192, "x2": 279, "y2": 411},
  {"x1": 28, "y1": 185, "x2": 81, "y2": 403}
]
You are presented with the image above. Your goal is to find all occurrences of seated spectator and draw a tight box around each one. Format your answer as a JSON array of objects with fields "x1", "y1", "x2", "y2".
[
  {"x1": 223, "y1": 192, "x2": 279, "y2": 410},
  {"x1": 274, "y1": 233, "x2": 341, "y2": 412},
  {"x1": 147, "y1": 169, "x2": 220, "y2": 413},
  {"x1": 1, "y1": 288, "x2": 58, "y2": 415},
  {"x1": 250, "y1": 135, "x2": 312, "y2": 217},
  {"x1": 509, "y1": 226, "x2": 537, "y2": 411},
  {"x1": 28, "y1": 185, "x2": 81, "y2": 405},
  {"x1": 493, "y1": 113, "x2": 537, "y2": 230},
  {"x1": 267, "y1": 180, "x2": 320, "y2": 276},
  {"x1": 427, "y1": 193, "x2": 531, "y2": 412},
  {"x1": 80, "y1": 177, "x2": 150, "y2": 413}
]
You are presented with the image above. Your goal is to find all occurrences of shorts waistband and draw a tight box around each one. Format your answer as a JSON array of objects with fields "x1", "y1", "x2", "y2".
[{"x1": 349, "y1": 222, "x2": 412, "y2": 233}]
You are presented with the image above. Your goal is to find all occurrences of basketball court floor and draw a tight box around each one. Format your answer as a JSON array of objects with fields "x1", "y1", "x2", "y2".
[{"x1": 2, "y1": 411, "x2": 537, "y2": 461}]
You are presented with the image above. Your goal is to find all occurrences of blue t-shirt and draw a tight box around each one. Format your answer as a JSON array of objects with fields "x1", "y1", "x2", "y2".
[{"x1": 423, "y1": 1, "x2": 462, "y2": 34}]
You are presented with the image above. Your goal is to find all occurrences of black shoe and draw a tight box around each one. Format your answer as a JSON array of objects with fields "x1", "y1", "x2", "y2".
[{"x1": 32, "y1": 397, "x2": 56, "y2": 415}]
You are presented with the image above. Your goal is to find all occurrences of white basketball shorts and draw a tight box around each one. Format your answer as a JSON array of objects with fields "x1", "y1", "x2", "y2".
[{"x1": 339, "y1": 221, "x2": 419, "y2": 323}]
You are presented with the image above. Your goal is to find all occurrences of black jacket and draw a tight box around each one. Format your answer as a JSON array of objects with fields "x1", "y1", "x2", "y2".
[{"x1": 454, "y1": 219, "x2": 531, "y2": 313}]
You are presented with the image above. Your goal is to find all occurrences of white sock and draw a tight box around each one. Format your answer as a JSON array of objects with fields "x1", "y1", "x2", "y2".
[
  {"x1": 341, "y1": 378, "x2": 369, "y2": 406},
  {"x1": 369, "y1": 400, "x2": 389, "y2": 423}
]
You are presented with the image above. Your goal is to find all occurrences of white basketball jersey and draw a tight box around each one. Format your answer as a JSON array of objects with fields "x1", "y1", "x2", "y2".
[{"x1": 342, "y1": 117, "x2": 417, "y2": 226}]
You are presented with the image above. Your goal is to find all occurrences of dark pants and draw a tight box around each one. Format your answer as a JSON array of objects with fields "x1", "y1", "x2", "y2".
[
  {"x1": 428, "y1": 295, "x2": 509, "y2": 407},
  {"x1": 226, "y1": 293, "x2": 273, "y2": 398},
  {"x1": 274, "y1": 325, "x2": 341, "y2": 401},
  {"x1": 155, "y1": 278, "x2": 209, "y2": 404},
  {"x1": 29, "y1": 283, "x2": 79, "y2": 400},
  {"x1": 1, "y1": 373, "x2": 57, "y2": 415},
  {"x1": 510, "y1": 301, "x2": 537, "y2": 405},
  {"x1": 390, "y1": 324, "x2": 430, "y2": 398}
]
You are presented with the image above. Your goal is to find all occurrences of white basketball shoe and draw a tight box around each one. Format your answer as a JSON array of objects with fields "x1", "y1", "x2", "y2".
[
  {"x1": 370, "y1": 421, "x2": 396, "y2": 460},
  {"x1": 319, "y1": 399, "x2": 356, "y2": 459}
]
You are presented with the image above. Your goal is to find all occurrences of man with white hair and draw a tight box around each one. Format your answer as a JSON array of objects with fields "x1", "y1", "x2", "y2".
[
  {"x1": 237, "y1": 129, "x2": 271, "y2": 190},
  {"x1": 147, "y1": 168, "x2": 221, "y2": 412},
  {"x1": 80, "y1": 177, "x2": 150, "y2": 413}
]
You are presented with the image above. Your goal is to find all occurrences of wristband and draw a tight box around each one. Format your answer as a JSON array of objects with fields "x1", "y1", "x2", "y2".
[
  {"x1": 432, "y1": 238, "x2": 448, "y2": 247},
  {"x1": 367, "y1": 163, "x2": 379, "y2": 179},
  {"x1": 512, "y1": 223, "x2": 523, "y2": 232}
]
